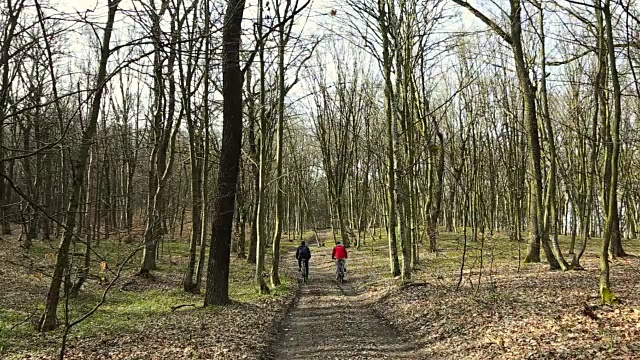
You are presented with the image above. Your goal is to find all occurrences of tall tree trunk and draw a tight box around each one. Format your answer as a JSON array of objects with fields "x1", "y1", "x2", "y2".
[
  {"x1": 204, "y1": 0, "x2": 246, "y2": 306},
  {"x1": 39, "y1": 0, "x2": 118, "y2": 331},
  {"x1": 0, "y1": 0, "x2": 24, "y2": 238},
  {"x1": 70, "y1": 143, "x2": 97, "y2": 297},
  {"x1": 246, "y1": 70, "x2": 258, "y2": 264},
  {"x1": 573, "y1": 31, "x2": 602, "y2": 267},
  {"x1": 600, "y1": 0, "x2": 621, "y2": 303},
  {"x1": 183, "y1": 112, "x2": 203, "y2": 292},
  {"x1": 254, "y1": 0, "x2": 270, "y2": 295},
  {"x1": 141, "y1": 0, "x2": 170, "y2": 274},
  {"x1": 141, "y1": 0, "x2": 181, "y2": 272},
  {"x1": 428, "y1": 131, "x2": 445, "y2": 253},
  {"x1": 538, "y1": 6, "x2": 569, "y2": 270},
  {"x1": 182, "y1": 1, "x2": 205, "y2": 291},
  {"x1": 270, "y1": 4, "x2": 288, "y2": 287},
  {"x1": 378, "y1": 0, "x2": 400, "y2": 277},
  {"x1": 511, "y1": 1, "x2": 559, "y2": 270},
  {"x1": 195, "y1": 92, "x2": 211, "y2": 292}
]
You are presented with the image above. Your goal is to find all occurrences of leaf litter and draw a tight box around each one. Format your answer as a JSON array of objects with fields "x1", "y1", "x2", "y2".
[
  {"x1": 0, "y1": 236, "x2": 297, "y2": 360},
  {"x1": 370, "y1": 255, "x2": 640, "y2": 360},
  {"x1": 3, "y1": 232, "x2": 640, "y2": 360}
]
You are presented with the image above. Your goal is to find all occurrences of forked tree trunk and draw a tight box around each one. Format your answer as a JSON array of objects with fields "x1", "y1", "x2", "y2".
[
  {"x1": 600, "y1": 0, "x2": 622, "y2": 303},
  {"x1": 39, "y1": 0, "x2": 118, "y2": 331},
  {"x1": 452, "y1": 0, "x2": 560, "y2": 270}
]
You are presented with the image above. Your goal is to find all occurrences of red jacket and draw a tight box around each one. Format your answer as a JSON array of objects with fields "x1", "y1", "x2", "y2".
[{"x1": 332, "y1": 245, "x2": 347, "y2": 260}]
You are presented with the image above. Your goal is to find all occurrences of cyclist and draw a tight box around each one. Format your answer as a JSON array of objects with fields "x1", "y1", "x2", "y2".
[
  {"x1": 331, "y1": 241, "x2": 348, "y2": 280},
  {"x1": 295, "y1": 241, "x2": 311, "y2": 276}
]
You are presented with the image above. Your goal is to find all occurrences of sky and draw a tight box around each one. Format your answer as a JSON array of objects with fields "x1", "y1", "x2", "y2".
[
  {"x1": 44, "y1": 0, "x2": 487, "y2": 133},
  {"x1": 53, "y1": 0, "x2": 608, "y2": 126},
  {"x1": 46, "y1": 0, "x2": 640, "y2": 141},
  {"x1": 42, "y1": 0, "x2": 640, "y2": 125}
]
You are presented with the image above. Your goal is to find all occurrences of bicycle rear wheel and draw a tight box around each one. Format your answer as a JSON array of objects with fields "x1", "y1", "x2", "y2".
[{"x1": 302, "y1": 260, "x2": 308, "y2": 282}]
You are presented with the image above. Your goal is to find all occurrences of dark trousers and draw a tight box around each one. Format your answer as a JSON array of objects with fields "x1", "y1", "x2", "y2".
[{"x1": 298, "y1": 258, "x2": 309, "y2": 274}]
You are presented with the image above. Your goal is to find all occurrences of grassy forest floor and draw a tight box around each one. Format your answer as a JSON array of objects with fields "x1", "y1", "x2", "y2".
[
  {"x1": 1, "y1": 226, "x2": 639, "y2": 359},
  {"x1": 0, "y1": 226, "x2": 301, "y2": 360},
  {"x1": 353, "y1": 231, "x2": 640, "y2": 360}
]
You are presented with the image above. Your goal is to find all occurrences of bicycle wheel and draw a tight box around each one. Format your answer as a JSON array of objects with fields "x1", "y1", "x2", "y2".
[
  {"x1": 302, "y1": 261, "x2": 307, "y2": 282},
  {"x1": 302, "y1": 260, "x2": 308, "y2": 282}
]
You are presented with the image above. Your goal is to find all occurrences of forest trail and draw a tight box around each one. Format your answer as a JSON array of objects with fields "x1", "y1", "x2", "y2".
[{"x1": 272, "y1": 239, "x2": 420, "y2": 359}]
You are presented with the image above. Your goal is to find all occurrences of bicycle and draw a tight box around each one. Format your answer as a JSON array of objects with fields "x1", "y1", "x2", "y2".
[
  {"x1": 301, "y1": 259, "x2": 309, "y2": 283},
  {"x1": 336, "y1": 259, "x2": 345, "y2": 285}
]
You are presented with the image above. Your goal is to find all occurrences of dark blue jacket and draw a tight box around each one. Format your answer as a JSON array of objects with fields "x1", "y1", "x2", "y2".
[{"x1": 296, "y1": 245, "x2": 311, "y2": 260}]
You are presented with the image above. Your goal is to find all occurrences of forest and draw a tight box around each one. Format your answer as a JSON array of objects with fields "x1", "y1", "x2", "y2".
[{"x1": 0, "y1": 0, "x2": 639, "y2": 358}]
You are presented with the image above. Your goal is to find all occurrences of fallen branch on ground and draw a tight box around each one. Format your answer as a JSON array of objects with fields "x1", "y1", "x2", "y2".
[
  {"x1": 171, "y1": 304, "x2": 196, "y2": 312},
  {"x1": 10, "y1": 308, "x2": 39, "y2": 331}
]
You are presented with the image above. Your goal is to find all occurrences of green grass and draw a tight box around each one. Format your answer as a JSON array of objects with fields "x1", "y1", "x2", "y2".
[
  {"x1": 0, "y1": 310, "x2": 31, "y2": 354},
  {"x1": 68, "y1": 289, "x2": 201, "y2": 334},
  {"x1": 0, "y1": 235, "x2": 297, "y2": 358},
  {"x1": 4, "y1": 226, "x2": 637, "y2": 357},
  {"x1": 338, "y1": 226, "x2": 640, "y2": 287}
]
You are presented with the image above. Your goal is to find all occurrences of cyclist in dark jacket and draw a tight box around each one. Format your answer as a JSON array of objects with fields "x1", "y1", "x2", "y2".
[{"x1": 295, "y1": 241, "x2": 311, "y2": 274}]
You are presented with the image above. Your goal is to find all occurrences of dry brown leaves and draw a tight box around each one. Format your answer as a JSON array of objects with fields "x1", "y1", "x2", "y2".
[
  {"x1": 41, "y1": 298, "x2": 293, "y2": 360},
  {"x1": 0, "y1": 235, "x2": 297, "y2": 360},
  {"x1": 7, "y1": 284, "x2": 296, "y2": 360},
  {"x1": 373, "y1": 256, "x2": 640, "y2": 359}
]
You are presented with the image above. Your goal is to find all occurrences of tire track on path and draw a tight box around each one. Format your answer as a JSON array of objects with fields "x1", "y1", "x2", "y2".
[{"x1": 272, "y1": 236, "x2": 421, "y2": 359}]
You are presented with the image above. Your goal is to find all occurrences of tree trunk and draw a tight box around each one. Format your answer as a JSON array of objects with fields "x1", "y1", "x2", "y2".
[
  {"x1": 194, "y1": 95, "x2": 211, "y2": 292},
  {"x1": 183, "y1": 118, "x2": 203, "y2": 292},
  {"x1": 246, "y1": 70, "x2": 258, "y2": 264},
  {"x1": 428, "y1": 132, "x2": 445, "y2": 253},
  {"x1": 609, "y1": 204, "x2": 626, "y2": 258},
  {"x1": 204, "y1": 0, "x2": 246, "y2": 306},
  {"x1": 254, "y1": 0, "x2": 270, "y2": 295},
  {"x1": 600, "y1": 0, "x2": 621, "y2": 303},
  {"x1": 270, "y1": 6, "x2": 288, "y2": 287},
  {"x1": 39, "y1": 0, "x2": 118, "y2": 331},
  {"x1": 524, "y1": 182, "x2": 541, "y2": 263},
  {"x1": 452, "y1": 0, "x2": 559, "y2": 270},
  {"x1": 379, "y1": 0, "x2": 400, "y2": 277},
  {"x1": 538, "y1": 6, "x2": 569, "y2": 270},
  {"x1": 0, "y1": 0, "x2": 24, "y2": 238}
]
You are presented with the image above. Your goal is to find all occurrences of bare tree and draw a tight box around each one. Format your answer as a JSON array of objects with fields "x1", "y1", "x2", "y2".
[{"x1": 40, "y1": 0, "x2": 120, "y2": 332}]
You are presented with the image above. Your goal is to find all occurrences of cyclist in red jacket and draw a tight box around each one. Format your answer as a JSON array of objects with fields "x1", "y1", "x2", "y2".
[{"x1": 331, "y1": 241, "x2": 348, "y2": 280}]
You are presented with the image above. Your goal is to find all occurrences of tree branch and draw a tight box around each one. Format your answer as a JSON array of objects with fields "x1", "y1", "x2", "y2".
[{"x1": 452, "y1": 0, "x2": 513, "y2": 46}]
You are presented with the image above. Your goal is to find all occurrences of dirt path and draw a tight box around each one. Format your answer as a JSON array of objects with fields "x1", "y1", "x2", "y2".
[{"x1": 272, "y1": 245, "x2": 420, "y2": 359}]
